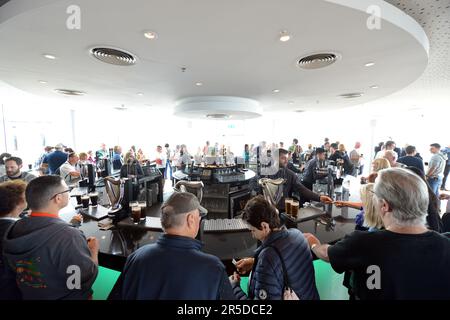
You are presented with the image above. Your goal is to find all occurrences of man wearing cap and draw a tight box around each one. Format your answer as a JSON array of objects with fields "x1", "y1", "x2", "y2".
[
  {"x1": 121, "y1": 192, "x2": 234, "y2": 300},
  {"x1": 41, "y1": 144, "x2": 68, "y2": 174}
]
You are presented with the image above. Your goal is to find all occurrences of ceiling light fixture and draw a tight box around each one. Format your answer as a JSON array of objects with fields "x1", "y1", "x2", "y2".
[
  {"x1": 206, "y1": 113, "x2": 230, "y2": 119},
  {"x1": 43, "y1": 54, "x2": 57, "y2": 60},
  {"x1": 54, "y1": 89, "x2": 85, "y2": 96},
  {"x1": 339, "y1": 93, "x2": 364, "y2": 99},
  {"x1": 137, "y1": 92, "x2": 144, "y2": 96},
  {"x1": 38, "y1": 80, "x2": 48, "y2": 84},
  {"x1": 195, "y1": 82, "x2": 203, "y2": 86},
  {"x1": 144, "y1": 31, "x2": 158, "y2": 40},
  {"x1": 365, "y1": 62, "x2": 375, "y2": 67},
  {"x1": 279, "y1": 31, "x2": 291, "y2": 42},
  {"x1": 272, "y1": 89, "x2": 280, "y2": 93},
  {"x1": 370, "y1": 85, "x2": 379, "y2": 89},
  {"x1": 288, "y1": 101, "x2": 294, "y2": 105},
  {"x1": 115, "y1": 104, "x2": 128, "y2": 111}
]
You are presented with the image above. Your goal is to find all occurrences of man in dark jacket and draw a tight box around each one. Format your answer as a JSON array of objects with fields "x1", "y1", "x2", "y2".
[
  {"x1": 397, "y1": 145, "x2": 425, "y2": 173},
  {"x1": 264, "y1": 149, "x2": 332, "y2": 211},
  {"x1": 302, "y1": 148, "x2": 327, "y2": 190},
  {"x1": 328, "y1": 143, "x2": 354, "y2": 175},
  {"x1": 121, "y1": 192, "x2": 234, "y2": 300},
  {"x1": 3, "y1": 176, "x2": 98, "y2": 300}
]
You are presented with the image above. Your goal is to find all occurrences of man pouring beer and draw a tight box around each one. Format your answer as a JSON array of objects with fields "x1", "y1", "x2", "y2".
[{"x1": 265, "y1": 148, "x2": 333, "y2": 212}]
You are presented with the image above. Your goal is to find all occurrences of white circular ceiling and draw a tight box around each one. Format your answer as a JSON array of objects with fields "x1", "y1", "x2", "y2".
[{"x1": 0, "y1": 0, "x2": 429, "y2": 119}]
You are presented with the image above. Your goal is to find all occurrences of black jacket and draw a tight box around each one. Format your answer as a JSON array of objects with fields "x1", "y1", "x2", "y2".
[{"x1": 268, "y1": 168, "x2": 320, "y2": 210}]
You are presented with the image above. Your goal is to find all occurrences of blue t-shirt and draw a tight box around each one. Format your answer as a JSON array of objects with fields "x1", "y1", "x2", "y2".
[
  {"x1": 397, "y1": 156, "x2": 425, "y2": 173},
  {"x1": 43, "y1": 151, "x2": 68, "y2": 174}
]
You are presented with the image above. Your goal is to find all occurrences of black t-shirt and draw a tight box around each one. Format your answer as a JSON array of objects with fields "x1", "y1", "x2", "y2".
[{"x1": 328, "y1": 230, "x2": 450, "y2": 300}]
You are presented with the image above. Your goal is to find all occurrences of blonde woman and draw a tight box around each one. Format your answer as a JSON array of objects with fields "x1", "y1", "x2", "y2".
[
  {"x1": 360, "y1": 158, "x2": 391, "y2": 184},
  {"x1": 334, "y1": 183, "x2": 383, "y2": 231}
]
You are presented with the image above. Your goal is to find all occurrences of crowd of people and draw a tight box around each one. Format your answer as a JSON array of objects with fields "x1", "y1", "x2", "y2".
[{"x1": 0, "y1": 137, "x2": 449, "y2": 300}]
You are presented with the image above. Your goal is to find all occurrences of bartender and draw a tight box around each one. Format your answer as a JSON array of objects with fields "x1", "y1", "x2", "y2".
[
  {"x1": 302, "y1": 148, "x2": 327, "y2": 190},
  {"x1": 267, "y1": 148, "x2": 333, "y2": 211}
]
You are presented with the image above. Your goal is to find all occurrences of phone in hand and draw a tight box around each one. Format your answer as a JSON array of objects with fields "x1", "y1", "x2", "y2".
[{"x1": 232, "y1": 258, "x2": 237, "y2": 266}]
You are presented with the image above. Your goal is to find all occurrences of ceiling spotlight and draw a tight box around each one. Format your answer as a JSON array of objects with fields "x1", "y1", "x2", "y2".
[
  {"x1": 272, "y1": 89, "x2": 280, "y2": 93},
  {"x1": 365, "y1": 62, "x2": 375, "y2": 67},
  {"x1": 206, "y1": 113, "x2": 230, "y2": 119},
  {"x1": 370, "y1": 85, "x2": 379, "y2": 89},
  {"x1": 38, "y1": 80, "x2": 48, "y2": 84},
  {"x1": 115, "y1": 104, "x2": 128, "y2": 110},
  {"x1": 279, "y1": 31, "x2": 291, "y2": 42},
  {"x1": 54, "y1": 89, "x2": 85, "y2": 96},
  {"x1": 137, "y1": 92, "x2": 144, "y2": 96},
  {"x1": 195, "y1": 82, "x2": 203, "y2": 86},
  {"x1": 43, "y1": 54, "x2": 57, "y2": 60},
  {"x1": 144, "y1": 31, "x2": 158, "y2": 40},
  {"x1": 339, "y1": 93, "x2": 364, "y2": 99}
]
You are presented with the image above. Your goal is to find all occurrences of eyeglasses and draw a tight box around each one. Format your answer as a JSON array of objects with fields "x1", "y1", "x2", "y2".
[{"x1": 50, "y1": 189, "x2": 70, "y2": 200}]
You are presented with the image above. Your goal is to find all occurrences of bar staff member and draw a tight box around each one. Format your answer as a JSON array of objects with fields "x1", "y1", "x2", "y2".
[{"x1": 267, "y1": 149, "x2": 333, "y2": 211}]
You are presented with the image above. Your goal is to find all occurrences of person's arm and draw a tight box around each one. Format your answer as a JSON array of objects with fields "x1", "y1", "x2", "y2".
[
  {"x1": 295, "y1": 176, "x2": 333, "y2": 204},
  {"x1": 426, "y1": 158, "x2": 437, "y2": 177},
  {"x1": 235, "y1": 257, "x2": 254, "y2": 275},
  {"x1": 58, "y1": 229, "x2": 99, "y2": 296},
  {"x1": 292, "y1": 171, "x2": 320, "y2": 202},
  {"x1": 219, "y1": 269, "x2": 236, "y2": 300},
  {"x1": 68, "y1": 170, "x2": 81, "y2": 177},
  {"x1": 87, "y1": 237, "x2": 99, "y2": 265},
  {"x1": 334, "y1": 201, "x2": 363, "y2": 210},
  {"x1": 304, "y1": 233, "x2": 330, "y2": 262}
]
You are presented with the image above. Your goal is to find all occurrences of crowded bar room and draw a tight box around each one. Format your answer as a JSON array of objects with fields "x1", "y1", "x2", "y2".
[{"x1": 0, "y1": 0, "x2": 449, "y2": 303}]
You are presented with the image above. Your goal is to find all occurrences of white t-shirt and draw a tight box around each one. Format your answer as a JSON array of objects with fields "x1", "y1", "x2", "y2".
[
  {"x1": 155, "y1": 151, "x2": 167, "y2": 169},
  {"x1": 60, "y1": 161, "x2": 81, "y2": 184}
]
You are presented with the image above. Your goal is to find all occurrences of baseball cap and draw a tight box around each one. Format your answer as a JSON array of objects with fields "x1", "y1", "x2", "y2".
[{"x1": 161, "y1": 192, "x2": 208, "y2": 217}]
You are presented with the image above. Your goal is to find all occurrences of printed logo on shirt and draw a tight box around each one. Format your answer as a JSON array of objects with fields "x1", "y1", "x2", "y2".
[
  {"x1": 366, "y1": 265, "x2": 381, "y2": 290},
  {"x1": 15, "y1": 257, "x2": 47, "y2": 289},
  {"x1": 258, "y1": 289, "x2": 268, "y2": 300}
]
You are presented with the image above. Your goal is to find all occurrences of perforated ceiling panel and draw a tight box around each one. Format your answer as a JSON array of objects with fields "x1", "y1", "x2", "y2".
[{"x1": 376, "y1": 0, "x2": 450, "y2": 108}]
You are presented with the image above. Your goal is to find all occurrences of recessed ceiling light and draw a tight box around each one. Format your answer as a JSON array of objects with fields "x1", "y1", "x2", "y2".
[
  {"x1": 195, "y1": 82, "x2": 203, "y2": 86},
  {"x1": 370, "y1": 85, "x2": 379, "y2": 89},
  {"x1": 115, "y1": 104, "x2": 127, "y2": 110},
  {"x1": 279, "y1": 31, "x2": 291, "y2": 42},
  {"x1": 339, "y1": 93, "x2": 364, "y2": 99},
  {"x1": 365, "y1": 62, "x2": 375, "y2": 67},
  {"x1": 288, "y1": 101, "x2": 294, "y2": 105},
  {"x1": 144, "y1": 31, "x2": 158, "y2": 40},
  {"x1": 272, "y1": 89, "x2": 280, "y2": 93},
  {"x1": 137, "y1": 92, "x2": 144, "y2": 96},
  {"x1": 54, "y1": 89, "x2": 85, "y2": 96},
  {"x1": 206, "y1": 113, "x2": 230, "y2": 119},
  {"x1": 43, "y1": 54, "x2": 57, "y2": 60},
  {"x1": 38, "y1": 80, "x2": 48, "y2": 84}
]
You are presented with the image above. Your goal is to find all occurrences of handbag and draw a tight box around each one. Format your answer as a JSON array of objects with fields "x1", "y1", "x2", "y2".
[{"x1": 268, "y1": 245, "x2": 300, "y2": 300}]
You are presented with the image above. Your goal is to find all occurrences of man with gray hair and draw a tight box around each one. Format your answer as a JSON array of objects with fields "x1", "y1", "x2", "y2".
[
  {"x1": 121, "y1": 192, "x2": 234, "y2": 300},
  {"x1": 303, "y1": 168, "x2": 450, "y2": 299}
]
